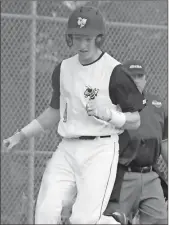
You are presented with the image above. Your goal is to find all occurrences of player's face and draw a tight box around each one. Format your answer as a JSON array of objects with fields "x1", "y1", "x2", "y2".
[
  {"x1": 72, "y1": 34, "x2": 99, "y2": 64},
  {"x1": 134, "y1": 75, "x2": 146, "y2": 93}
]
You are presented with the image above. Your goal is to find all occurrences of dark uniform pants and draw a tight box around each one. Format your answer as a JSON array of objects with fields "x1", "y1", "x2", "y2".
[{"x1": 105, "y1": 170, "x2": 167, "y2": 224}]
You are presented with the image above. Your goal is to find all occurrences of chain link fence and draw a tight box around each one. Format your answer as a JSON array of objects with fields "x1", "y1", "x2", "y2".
[{"x1": 1, "y1": 0, "x2": 168, "y2": 224}]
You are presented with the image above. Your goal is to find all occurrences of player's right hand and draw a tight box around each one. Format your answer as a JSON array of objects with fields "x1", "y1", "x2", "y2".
[
  {"x1": 86, "y1": 99, "x2": 112, "y2": 122},
  {"x1": 3, "y1": 131, "x2": 23, "y2": 151}
]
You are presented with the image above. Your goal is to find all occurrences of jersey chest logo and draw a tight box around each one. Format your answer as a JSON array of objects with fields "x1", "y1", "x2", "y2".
[{"x1": 84, "y1": 86, "x2": 99, "y2": 100}]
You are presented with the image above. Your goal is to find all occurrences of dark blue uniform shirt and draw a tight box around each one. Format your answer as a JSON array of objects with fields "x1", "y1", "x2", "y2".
[{"x1": 118, "y1": 92, "x2": 167, "y2": 167}]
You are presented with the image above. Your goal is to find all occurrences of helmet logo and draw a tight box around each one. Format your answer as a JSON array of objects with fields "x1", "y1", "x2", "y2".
[{"x1": 77, "y1": 17, "x2": 87, "y2": 28}]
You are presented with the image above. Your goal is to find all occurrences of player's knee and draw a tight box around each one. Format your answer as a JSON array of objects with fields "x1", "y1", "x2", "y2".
[
  {"x1": 35, "y1": 207, "x2": 62, "y2": 224},
  {"x1": 70, "y1": 213, "x2": 99, "y2": 224},
  {"x1": 35, "y1": 198, "x2": 63, "y2": 224},
  {"x1": 70, "y1": 213, "x2": 121, "y2": 224}
]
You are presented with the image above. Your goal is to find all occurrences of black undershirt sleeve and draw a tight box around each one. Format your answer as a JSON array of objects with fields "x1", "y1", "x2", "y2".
[
  {"x1": 109, "y1": 64, "x2": 145, "y2": 112},
  {"x1": 49, "y1": 62, "x2": 61, "y2": 109}
]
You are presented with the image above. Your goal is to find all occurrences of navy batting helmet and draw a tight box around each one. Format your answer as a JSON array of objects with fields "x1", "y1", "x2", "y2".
[{"x1": 65, "y1": 6, "x2": 106, "y2": 47}]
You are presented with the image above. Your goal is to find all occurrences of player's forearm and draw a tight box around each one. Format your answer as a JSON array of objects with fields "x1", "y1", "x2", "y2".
[
  {"x1": 108, "y1": 110, "x2": 126, "y2": 128},
  {"x1": 108, "y1": 110, "x2": 140, "y2": 130},
  {"x1": 20, "y1": 107, "x2": 60, "y2": 141},
  {"x1": 122, "y1": 121, "x2": 140, "y2": 130},
  {"x1": 122, "y1": 112, "x2": 141, "y2": 130},
  {"x1": 86, "y1": 101, "x2": 140, "y2": 129}
]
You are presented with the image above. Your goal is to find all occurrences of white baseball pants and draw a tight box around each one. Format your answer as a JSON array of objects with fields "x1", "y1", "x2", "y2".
[{"x1": 35, "y1": 136, "x2": 120, "y2": 224}]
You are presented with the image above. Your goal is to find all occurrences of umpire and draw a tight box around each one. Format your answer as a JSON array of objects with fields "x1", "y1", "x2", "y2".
[{"x1": 105, "y1": 60, "x2": 168, "y2": 224}]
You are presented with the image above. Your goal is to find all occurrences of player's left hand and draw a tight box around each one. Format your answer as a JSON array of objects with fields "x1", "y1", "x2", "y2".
[{"x1": 86, "y1": 99, "x2": 112, "y2": 122}]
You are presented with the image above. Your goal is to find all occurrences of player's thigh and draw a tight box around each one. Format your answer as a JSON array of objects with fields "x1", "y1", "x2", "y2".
[
  {"x1": 139, "y1": 172, "x2": 167, "y2": 224},
  {"x1": 70, "y1": 140, "x2": 119, "y2": 224},
  {"x1": 35, "y1": 145, "x2": 76, "y2": 221}
]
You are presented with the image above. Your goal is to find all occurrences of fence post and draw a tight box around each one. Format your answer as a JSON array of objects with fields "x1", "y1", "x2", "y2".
[{"x1": 28, "y1": 1, "x2": 37, "y2": 224}]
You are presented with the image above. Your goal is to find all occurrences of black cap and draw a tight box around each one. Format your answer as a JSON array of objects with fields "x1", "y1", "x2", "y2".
[{"x1": 122, "y1": 60, "x2": 145, "y2": 76}]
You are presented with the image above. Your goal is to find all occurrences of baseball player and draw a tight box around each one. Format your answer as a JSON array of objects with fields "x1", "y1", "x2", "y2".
[{"x1": 3, "y1": 7, "x2": 145, "y2": 224}]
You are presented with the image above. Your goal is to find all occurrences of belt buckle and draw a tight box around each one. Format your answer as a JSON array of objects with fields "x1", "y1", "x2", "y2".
[{"x1": 141, "y1": 166, "x2": 152, "y2": 173}]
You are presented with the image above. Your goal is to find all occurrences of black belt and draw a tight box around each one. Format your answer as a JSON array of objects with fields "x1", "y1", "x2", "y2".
[
  {"x1": 127, "y1": 165, "x2": 152, "y2": 173},
  {"x1": 79, "y1": 135, "x2": 111, "y2": 140}
]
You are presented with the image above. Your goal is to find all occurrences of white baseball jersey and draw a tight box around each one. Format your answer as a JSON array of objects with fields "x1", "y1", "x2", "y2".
[
  {"x1": 58, "y1": 53, "x2": 121, "y2": 138},
  {"x1": 36, "y1": 53, "x2": 124, "y2": 224}
]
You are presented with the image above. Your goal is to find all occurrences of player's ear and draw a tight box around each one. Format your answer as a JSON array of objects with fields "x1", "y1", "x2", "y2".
[
  {"x1": 95, "y1": 34, "x2": 105, "y2": 47},
  {"x1": 65, "y1": 34, "x2": 73, "y2": 47}
]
